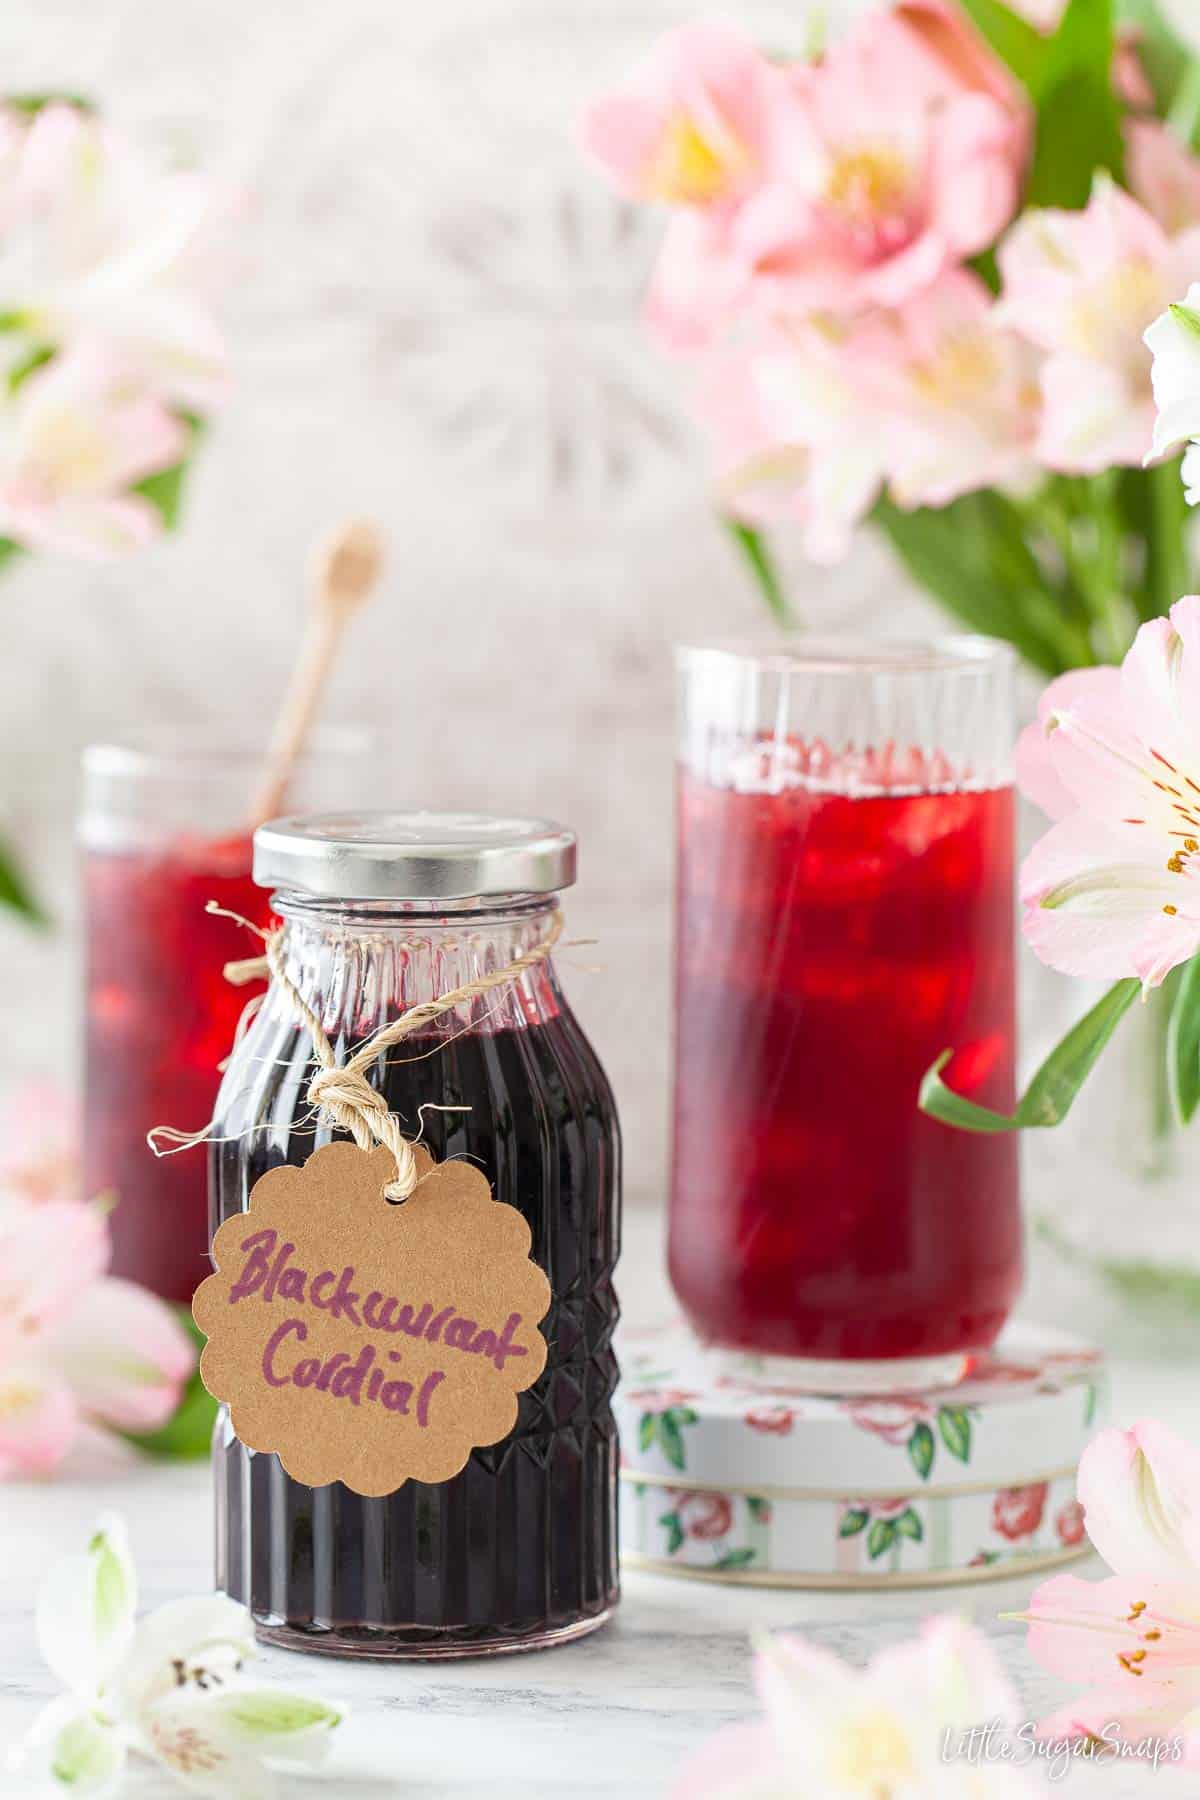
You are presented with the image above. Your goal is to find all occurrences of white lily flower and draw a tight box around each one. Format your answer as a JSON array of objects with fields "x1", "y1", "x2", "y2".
[
  {"x1": 1145, "y1": 283, "x2": 1200, "y2": 486},
  {"x1": 35, "y1": 1513, "x2": 138, "y2": 1698},
  {"x1": 11, "y1": 1517, "x2": 343, "y2": 1798}
]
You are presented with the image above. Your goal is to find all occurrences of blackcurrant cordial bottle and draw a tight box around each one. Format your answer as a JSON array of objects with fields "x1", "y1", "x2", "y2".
[{"x1": 210, "y1": 811, "x2": 621, "y2": 1657}]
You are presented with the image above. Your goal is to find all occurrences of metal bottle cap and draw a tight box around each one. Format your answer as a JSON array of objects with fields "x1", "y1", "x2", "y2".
[{"x1": 253, "y1": 810, "x2": 577, "y2": 901}]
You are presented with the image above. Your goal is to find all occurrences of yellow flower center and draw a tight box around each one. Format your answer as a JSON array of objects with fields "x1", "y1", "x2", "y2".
[
  {"x1": 1069, "y1": 260, "x2": 1166, "y2": 362},
  {"x1": 828, "y1": 1710, "x2": 915, "y2": 1795},
  {"x1": 647, "y1": 115, "x2": 738, "y2": 205},
  {"x1": 911, "y1": 332, "x2": 1002, "y2": 409},
  {"x1": 824, "y1": 144, "x2": 912, "y2": 227},
  {"x1": 0, "y1": 1384, "x2": 40, "y2": 1418}
]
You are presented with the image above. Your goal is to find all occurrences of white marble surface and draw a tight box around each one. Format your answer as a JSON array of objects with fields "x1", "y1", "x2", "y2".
[{"x1": 1, "y1": 1215, "x2": 1197, "y2": 1800}]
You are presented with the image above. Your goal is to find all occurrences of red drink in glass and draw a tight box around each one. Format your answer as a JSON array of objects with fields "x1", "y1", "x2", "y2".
[
  {"x1": 84, "y1": 834, "x2": 268, "y2": 1304},
  {"x1": 669, "y1": 642, "x2": 1021, "y2": 1387},
  {"x1": 81, "y1": 736, "x2": 367, "y2": 1305}
]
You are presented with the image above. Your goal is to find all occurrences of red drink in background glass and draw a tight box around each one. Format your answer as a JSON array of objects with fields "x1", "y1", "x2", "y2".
[
  {"x1": 669, "y1": 643, "x2": 1021, "y2": 1388},
  {"x1": 80, "y1": 736, "x2": 367, "y2": 1305},
  {"x1": 84, "y1": 835, "x2": 269, "y2": 1304}
]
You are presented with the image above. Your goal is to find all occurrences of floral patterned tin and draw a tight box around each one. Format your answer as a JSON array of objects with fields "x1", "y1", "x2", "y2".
[{"x1": 617, "y1": 1323, "x2": 1105, "y2": 1588}]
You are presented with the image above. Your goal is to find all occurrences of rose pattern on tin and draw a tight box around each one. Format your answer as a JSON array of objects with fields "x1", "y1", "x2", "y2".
[{"x1": 617, "y1": 1325, "x2": 1108, "y2": 1583}]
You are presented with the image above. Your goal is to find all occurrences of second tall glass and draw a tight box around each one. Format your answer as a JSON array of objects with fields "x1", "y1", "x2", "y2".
[{"x1": 669, "y1": 640, "x2": 1020, "y2": 1391}]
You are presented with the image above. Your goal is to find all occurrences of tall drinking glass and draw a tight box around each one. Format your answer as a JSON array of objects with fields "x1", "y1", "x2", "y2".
[
  {"x1": 669, "y1": 640, "x2": 1019, "y2": 1392},
  {"x1": 81, "y1": 734, "x2": 367, "y2": 1304}
]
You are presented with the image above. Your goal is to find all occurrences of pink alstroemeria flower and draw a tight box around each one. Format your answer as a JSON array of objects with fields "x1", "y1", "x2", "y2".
[
  {"x1": 1127, "y1": 121, "x2": 1200, "y2": 239},
  {"x1": 705, "y1": 273, "x2": 1037, "y2": 552},
  {"x1": 0, "y1": 1077, "x2": 80, "y2": 1207},
  {"x1": 1016, "y1": 596, "x2": 1200, "y2": 988},
  {"x1": 0, "y1": 1195, "x2": 193, "y2": 1476},
  {"x1": 700, "y1": 325, "x2": 885, "y2": 563},
  {"x1": 720, "y1": 3, "x2": 1027, "y2": 323},
  {"x1": 998, "y1": 176, "x2": 1200, "y2": 473},
  {"x1": 580, "y1": 19, "x2": 786, "y2": 209},
  {"x1": 0, "y1": 346, "x2": 187, "y2": 560},
  {"x1": 850, "y1": 270, "x2": 1041, "y2": 508},
  {"x1": 0, "y1": 1080, "x2": 193, "y2": 1477},
  {"x1": 673, "y1": 1616, "x2": 1034, "y2": 1798},
  {"x1": 1018, "y1": 1421, "x2": 1200, "y2": 1761}
]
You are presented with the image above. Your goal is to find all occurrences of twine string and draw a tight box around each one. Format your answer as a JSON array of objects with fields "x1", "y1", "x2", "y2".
[
  {"x1": 149, "y1": 906, "x2": 566, "y2": 1198},
  {"x1": 264, "y1": 910, "x2": 563, "y2": 1201}
]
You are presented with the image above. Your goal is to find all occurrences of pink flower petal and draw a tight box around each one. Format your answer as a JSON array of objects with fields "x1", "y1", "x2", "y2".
[
  {"x1": 1119, "y1": 600, "x2": 1200, "y2": 779},
  {"x1": 1015, "y1": 667, "x2": 1124, "y2": 822},
  {"x1": 1080, "y1": 1421, "x2": 1200, "y2": 1579},
  {"x1": 1127, "y1": 119, "x2": 1200, "y2": 237},
  {"x1": 670, "y1": 1721, "x2": 778, "y2": 1799},
  {"x1": 1024, "y1": 1571, "x2": 1200, "y2": 1692},
  {"x1": 45, "y1": 1276, "x2": 194, "y2": 1432},
  {"x1": 0, "y1": 1200, "x2": 110, "y2": 1361},
  {"x1": 1020, "y1": 812, "x2": 1200, "y2": 985},
  {"x1": 0, "y1": 1369, "x2": 79, "y2": 1478}
]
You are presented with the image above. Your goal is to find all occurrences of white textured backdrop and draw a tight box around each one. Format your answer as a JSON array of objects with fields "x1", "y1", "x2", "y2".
[{"x1": 1, "y1": 0, "x2": 924, "y2": 1215}]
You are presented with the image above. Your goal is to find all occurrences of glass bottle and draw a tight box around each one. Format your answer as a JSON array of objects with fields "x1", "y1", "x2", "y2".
[
  {"x1": 670, "y1": 639, "x2": 1019, "y2": 1392},
  {"x1": 211, "y1": 812, "x2": 621, "y2": 1656}
]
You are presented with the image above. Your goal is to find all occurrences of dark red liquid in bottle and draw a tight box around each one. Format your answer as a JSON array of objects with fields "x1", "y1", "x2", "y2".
[
  {"x1": 669, "y1": 768, "x2": 1021, "y2": 1363},
  {"x1": 213, "y1": 1004, "x2": 621, "y2": 1656},
  {"x1": 84, "y1": 836, "x2": 268, "y2": 1303}
]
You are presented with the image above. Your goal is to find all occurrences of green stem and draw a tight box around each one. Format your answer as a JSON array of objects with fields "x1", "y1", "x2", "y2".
[
  {"x1": 1169, "y1": 58, "x2": 1200, "y2": 150},
  {"x1": 1145, "y1": 457, "x2": 1191, "y2": 622},
  {"x1": 1024, "y1": 483, "x2": 1128, "y2": 662},
  {"x1": 724, "y1": 519, "x2": 797, "y2": 630}
]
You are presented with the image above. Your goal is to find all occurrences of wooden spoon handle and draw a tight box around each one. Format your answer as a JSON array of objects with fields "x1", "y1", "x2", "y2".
[{"x1": 247, "y1": 518, "x2": 385, "y2": 830}]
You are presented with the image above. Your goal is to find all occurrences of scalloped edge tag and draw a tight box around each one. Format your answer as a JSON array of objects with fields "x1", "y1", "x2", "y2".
[{"x1": 193, "y1": 1141, "x2": 550, "y2": 1497}]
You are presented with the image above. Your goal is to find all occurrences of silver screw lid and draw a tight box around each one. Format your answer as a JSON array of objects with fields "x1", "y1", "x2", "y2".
[{"x1": 253, "y1": 810, "x2": 577, "y2": 901}]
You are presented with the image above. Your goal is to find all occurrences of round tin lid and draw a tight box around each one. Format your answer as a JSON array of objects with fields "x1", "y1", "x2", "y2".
[
  {"x1": 253, "y1": 811, "x2": 577, "y2": 900},
  {"x1": 617, "y1": 1322, "x2": 1106, "y2": 1589}
]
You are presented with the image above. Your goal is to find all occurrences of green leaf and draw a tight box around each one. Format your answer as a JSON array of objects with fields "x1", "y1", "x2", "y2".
[
  {"x1": 1121, "y1": 0, "x2": 1198, "y2": 118},
  {"x1": 673, "y1": 1406, "x2": 699, "y2": 1426},
  {"x1": 839, "y1": 1507, "x2": 870, "y2": 1538},
  {"x1": 713, "y1": 1547, "x2": 757, "y2": 1570},
  {"x1": 747, "y1": 1495, "x2": 771, "y2": 1522},
  {"x1": 90, "y1": 1533, "x2": 133, "y2": 1640},
  {"x1": 1026, "y1": 0, "x2": 1123, "y2": 207},
  {"x1": 7, "y1": 344, "x2": 53, "y2": 392},
  {"x1": 659, "y1": 1510, "x2": 685, "y2": 1555},
  {"x1": 937, "y1": 1406, "x2": 973, "y2": 1464},
  {"x1": 1167, "y1": 952, "x2": 1200, "y2": 1124},
  {"x1": 866, "y1": 1518, "x2": 897, "y2": 1560},
  {"x1": 8, "y1": 91, "x2": 95, "y2": 116},
  {"x1": 920, "y1": 978, "x2": 1141, "y2": 1134},
  {"x1": 908, "y1": 1422, "x2": 936, "y2": 1481},
  {"x1": 638, "y1": 1413, "x2": 656, "y2": 1453},
  {"x1": 873, "y1": 494, "x2": 1078, "y2": 677},
  {"x1": 958, "y1": 0, "x2": 1047, "y2": 89},
  {"x1": 894, "y1": 1507, "x2": 924, "y2": 1542},
  {"x1": 221, "y1": 1690, "x2": 342, "y2": 1738},
  {"x1": 724, "y1": 519, "x2": 796, "y2": 630},
  {"x1": 134, "y1": 460, "x2": 190, "y2": 530},
  {"x1": 122, "y1": 1309, "x2": 214, "y2": 1460},
  {"x1": 1039, "y1": 1213, "x2": 1200, "y2": 1316},
  {"x1": 658, "y1": 1412, "x2": 687, "y2": 1472},
  {"x1": 49, "y1": 1712, "x2": 123, "y2": 1790},
  {"x1": 1117, "y1": 458, "x2": 1191, "y2": 627},
  {"x1": 0, "y1": 832, "x2": 47, "y2": 926}
]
